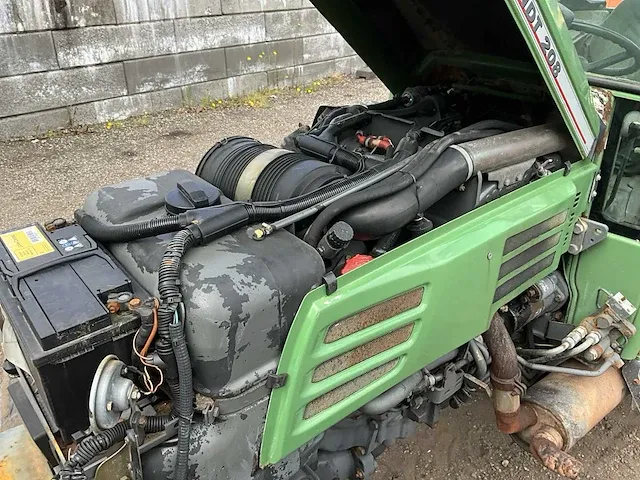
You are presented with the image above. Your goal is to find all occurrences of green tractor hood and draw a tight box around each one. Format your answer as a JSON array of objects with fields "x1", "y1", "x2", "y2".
[{"x1": 312, "y1": 0, "x2": 601, "y2": 156}]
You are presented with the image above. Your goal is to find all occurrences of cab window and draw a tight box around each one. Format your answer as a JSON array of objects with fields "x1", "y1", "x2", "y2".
[{"x1": 563, "y1": 0, "x2": 640, "y2": 85}]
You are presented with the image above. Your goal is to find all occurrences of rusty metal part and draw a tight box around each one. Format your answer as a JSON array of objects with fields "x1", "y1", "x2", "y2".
[
  {"x1": 521, "y1": 362, "x2": 626, "y2": 448},
  {"x1": 482, "y1": 313, "x2": 537, "y2": 434},
  {"x1": 492, "y1": 393, "x2": 537, "y2": 434},
  {"x1": 483, "y1": 313, "x2": 519, "y2": 383},
  {"x1": 530, "y1": 427, "x2": 582, "y2": 479},
  {"x1": 591, "y1": 87, "x2": 615, "y2": 156},
  {"x1": 128, "y1": 297, "x2": 142, "y2": 309},
  {"x1": 106, "y1": 300, "x2": 120, "y2": 314}
]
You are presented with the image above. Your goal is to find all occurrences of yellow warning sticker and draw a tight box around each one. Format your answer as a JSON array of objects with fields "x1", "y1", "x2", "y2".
[{"x1": 0, "y1": 226, "x2": 55, "y2": 263}]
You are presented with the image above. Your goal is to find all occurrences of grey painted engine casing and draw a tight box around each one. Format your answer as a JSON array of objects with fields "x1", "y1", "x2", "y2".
[{"x1": 82, "y1": 170, "x2": 325, "y2": 401}]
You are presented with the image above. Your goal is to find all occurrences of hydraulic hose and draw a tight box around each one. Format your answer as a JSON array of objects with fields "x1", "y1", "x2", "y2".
[
  {"x1": 57, "y1": 416, "x2": 171, "y2": 479},
  {"x1": 469, "y1": 339, "x2": 488, "y2": 380},
  {"x1": 517, "y1": 353, "x2": 620, "y2": 376}
]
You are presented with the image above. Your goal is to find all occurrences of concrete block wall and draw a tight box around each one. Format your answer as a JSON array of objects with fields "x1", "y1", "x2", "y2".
[{"x1": 0, "y1": 0, "x2": 366, "y2": 139}]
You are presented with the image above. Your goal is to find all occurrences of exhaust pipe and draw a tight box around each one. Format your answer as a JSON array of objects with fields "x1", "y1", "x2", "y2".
[
  {"x1": 482, "y1": 312, "x2": 628, "y2": 479},
  {"x1": 482, "y1": 313, "x2": 538, "y2": 434}
]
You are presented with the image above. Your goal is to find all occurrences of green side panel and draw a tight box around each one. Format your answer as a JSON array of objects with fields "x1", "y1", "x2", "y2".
[
  {"x1": 610, "y1": 89, "x2": 640, "y2": 104},
  {"x1": 260, "y1": 161, "x2": 598, "y2": 466},
  {"x1": 504, "y1": 0, "x2": 600, "y2": 155},
  {"x1": 566, "y1": 233, "x2": 640, "y2": 359}
]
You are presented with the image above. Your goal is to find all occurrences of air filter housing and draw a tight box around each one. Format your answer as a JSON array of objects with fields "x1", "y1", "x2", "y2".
[{"x1": 196, "y1": 137, "x2": 347, "y2": 202}]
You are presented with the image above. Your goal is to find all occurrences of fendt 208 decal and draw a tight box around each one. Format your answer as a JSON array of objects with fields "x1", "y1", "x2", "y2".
[{"x1": 511, "y1": 0, "x2": 597, "y2": 155}]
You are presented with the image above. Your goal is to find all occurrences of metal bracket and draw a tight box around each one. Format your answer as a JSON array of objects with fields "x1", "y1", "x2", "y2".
[
  {"x1": 127, "y1": 430, "x2": 143, "y2": 480},
  {"x1": 322, "y1": 272, "x2": 338, "y2": 295},
  {"x1": 487, "y1": 160, "x2": 533, "y2": 189},
  {"x1": 266, "y1": 373, "x2": 288, "y2": 390},
  {"x1": 622, "y1": 360, "x2": 640, "y2": 411},
  {"x1": 589, "y1": 172, "x2": 602, "y2": 203},
  {"x1": 462, "y1": 373, "x2": 492, "y2": 398},
  {"x1": 567, "y1": 217, "x2": 608, "y2": 255}
]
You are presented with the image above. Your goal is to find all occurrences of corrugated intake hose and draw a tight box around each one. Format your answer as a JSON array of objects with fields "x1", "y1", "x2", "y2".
[
  {"x1": 74, "y1": 209, "x2": 189, "y2": 243},
  {"x1": 56, "y1": 415, "x2": 171, "y2": 480}
]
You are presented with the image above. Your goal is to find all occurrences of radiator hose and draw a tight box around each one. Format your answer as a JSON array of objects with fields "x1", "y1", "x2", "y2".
[{"x1": 303, "y1": 125, "x2": 511, "y2": 246}]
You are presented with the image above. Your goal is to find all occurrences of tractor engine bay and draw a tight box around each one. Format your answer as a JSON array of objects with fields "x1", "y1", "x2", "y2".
[{"x1": 0, "y1": 85, "x2": 634, "y2": 480}]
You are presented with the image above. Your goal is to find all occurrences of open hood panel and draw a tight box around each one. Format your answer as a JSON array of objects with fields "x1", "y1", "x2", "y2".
[
  {"x1": 312, "y1": 0, "x2": 539, "y2": 92},
  {"x1": 312, "y1": 0, "x2": 600, "y2": 156}
]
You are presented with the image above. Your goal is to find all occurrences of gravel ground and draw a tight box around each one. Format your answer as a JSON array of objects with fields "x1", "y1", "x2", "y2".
[{"x1": 1, "y1": 76, "x2": 639, "y2": 480}]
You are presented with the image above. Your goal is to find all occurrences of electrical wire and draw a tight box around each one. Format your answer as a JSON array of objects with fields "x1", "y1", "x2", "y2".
[
  {"x1": 140, "y1": 298, "x2": 159, "y2": 358},
  {"x1": 133, "y1": 331, "x2": 163, "y2": 394}
]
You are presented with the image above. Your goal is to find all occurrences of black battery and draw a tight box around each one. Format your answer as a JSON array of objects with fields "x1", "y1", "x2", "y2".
[{"x1": 0, "y1": 223, "x2": 145, "y2": 441}]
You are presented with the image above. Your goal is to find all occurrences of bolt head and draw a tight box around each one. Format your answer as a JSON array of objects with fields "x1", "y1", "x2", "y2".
[
  {"x1": 487, "y1": 252, "x2": 493, "y2": 260},
  {"x1": 106, "y1": 401, "x2": 113, "y2": 411}
]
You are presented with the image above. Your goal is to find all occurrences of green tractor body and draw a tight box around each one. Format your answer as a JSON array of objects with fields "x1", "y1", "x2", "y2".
[{"x1": 3, "y1": 1, "x2": 640, "y2": 479}]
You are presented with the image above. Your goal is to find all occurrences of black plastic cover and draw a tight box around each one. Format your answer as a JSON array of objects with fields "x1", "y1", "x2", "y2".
[{"x1": 165, "y1": 178, "x2": 222, "y2": 215}]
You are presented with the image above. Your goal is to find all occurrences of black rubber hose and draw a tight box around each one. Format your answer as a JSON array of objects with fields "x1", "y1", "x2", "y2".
[
  {"x1": 74, "y1": 209, "x2": 188, "y2": 243},
  {"x1": 58, "y1": 415, "x2": 171, "y2": 478},
  {"x1": 295, "y1": 134, "x2": 364, "y2": 172},
  {"x1": 155, "y1": 229, "x2": 196, "y2": 480},
  {"x1": 367, "y1": 96, "x2": 406, "y2": 111},
  {"x1": 303, "y1": 127, "x2": 508, "y2": 246},
  {"x1": 318, "y1": 111, "x2": 371, "y2": 142},
  {"x1": 303, "y1": 170, "x2": 415, "y2": 246},
  {"x1": 373, "y1": 96, "x2": 438, "y2": 118},
  {"x1": 244, "y1": 161, "x2": 398, "y2": 220},
  {"x1": 170, "y1": 320, "x2": 193, "y2": 480},
  {"x1": 313, "y1": 106, "x2": 348, "y2": 130}
]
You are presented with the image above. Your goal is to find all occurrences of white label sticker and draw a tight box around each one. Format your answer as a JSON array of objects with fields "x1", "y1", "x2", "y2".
[{"x1": 513, "y1": 0, "x2": 597, "y2": 155}]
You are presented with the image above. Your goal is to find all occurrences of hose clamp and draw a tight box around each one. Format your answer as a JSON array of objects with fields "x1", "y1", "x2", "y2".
[{"x1": 450, "y1": 144, "x2": 474, "y2": 181}]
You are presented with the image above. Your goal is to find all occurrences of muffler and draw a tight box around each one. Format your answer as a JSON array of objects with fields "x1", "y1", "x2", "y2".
[{"x1": 517, "y1": 362, "x2": 627, "y2": 478}]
